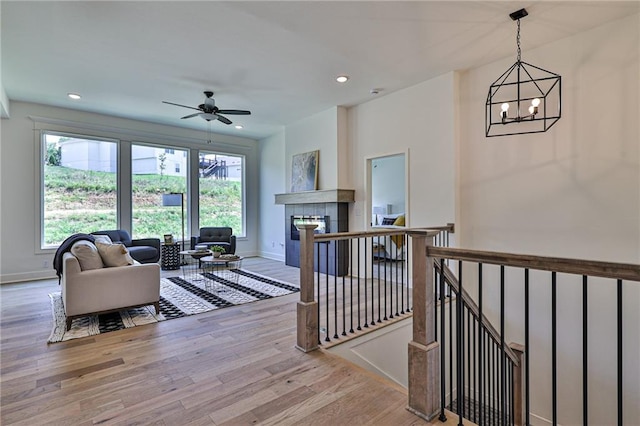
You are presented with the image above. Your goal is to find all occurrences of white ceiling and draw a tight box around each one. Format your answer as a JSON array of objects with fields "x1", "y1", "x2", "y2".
[{"x1": 2, "y1": 1, "x2": 638, "y2": 140}]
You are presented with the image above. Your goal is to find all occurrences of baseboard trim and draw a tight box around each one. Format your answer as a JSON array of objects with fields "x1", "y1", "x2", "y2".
[{"x1": 1, "y1": 270, "x2": 56, "y2": 284}]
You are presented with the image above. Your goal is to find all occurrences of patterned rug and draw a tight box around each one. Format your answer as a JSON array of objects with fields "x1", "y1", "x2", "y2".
[{"x1": 48, "y1": 269, "x2": 299, "y2": 343}]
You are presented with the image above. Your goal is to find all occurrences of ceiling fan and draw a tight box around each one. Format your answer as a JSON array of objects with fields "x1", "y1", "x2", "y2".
[{"x1": 162, "y1": 91, "x2": 251, "y2": 125}]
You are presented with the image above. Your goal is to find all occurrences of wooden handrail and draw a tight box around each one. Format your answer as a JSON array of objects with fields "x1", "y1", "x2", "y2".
[
  {"x1": 429, "y1": 247, "x2": 640, "y2": 282},
  {"x1": 434, "y1": 259, "x2": 520, "y2": 365},
  {"x1": 313, "y1": 224, "x2": 454, "y2": 242}
]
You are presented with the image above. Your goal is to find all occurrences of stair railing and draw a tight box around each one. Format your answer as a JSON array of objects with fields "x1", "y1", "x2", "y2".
[
  {"x1": 428, "y1": 246, "x2": 639, "y2": 425},
  {"x1": 295, "y1": 225, "x2": 453, "y2": 352}
]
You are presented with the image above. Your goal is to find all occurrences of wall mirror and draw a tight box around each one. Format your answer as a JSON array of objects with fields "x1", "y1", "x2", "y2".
[{"x1": 368, "y1": 152, "x2": 406, "y2": 227}]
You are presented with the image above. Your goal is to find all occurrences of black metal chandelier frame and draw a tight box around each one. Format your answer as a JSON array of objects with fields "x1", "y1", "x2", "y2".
[{"x1": 485, "y1": 9, "x2": 562, "y2": 137}]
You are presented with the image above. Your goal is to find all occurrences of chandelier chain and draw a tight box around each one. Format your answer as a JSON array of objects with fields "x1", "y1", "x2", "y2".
[{"x1": 516, "y1": 19, "x2": 521, "y2": 62}]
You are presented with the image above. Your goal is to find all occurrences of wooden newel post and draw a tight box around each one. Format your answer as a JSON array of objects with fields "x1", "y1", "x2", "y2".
[
  {"x1": 407, "y1": 230, "x2": 441, "y2": 421},
  {"x1": 509, "y1": 342, "x2": 525, "y2": 426},
  {"x1": 296, "y1": 224, "x2": 319, "y2": 352}
]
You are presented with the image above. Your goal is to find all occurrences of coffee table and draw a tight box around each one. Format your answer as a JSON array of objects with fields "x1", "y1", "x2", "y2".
[
  {"x1": 200, "y1": 255, "x2": 243, "y2": 293},
  {"x1": 179, "y1": 250, "x2": 212, "y2": 281}
]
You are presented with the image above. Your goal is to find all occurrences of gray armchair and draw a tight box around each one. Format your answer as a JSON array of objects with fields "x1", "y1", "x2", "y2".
[{"x1": 190, "y1": 227, "x2": 236, "y2": 254}]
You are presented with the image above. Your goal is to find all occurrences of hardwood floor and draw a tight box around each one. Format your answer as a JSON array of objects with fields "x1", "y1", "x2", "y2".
[{"x1": 1, "y1": 257, "x2": 435, "y2": 425}]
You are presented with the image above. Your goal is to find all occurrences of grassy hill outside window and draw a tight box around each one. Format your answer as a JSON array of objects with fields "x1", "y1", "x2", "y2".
[
  {"x1": 198, "y1": 151, "x2": 245, "y2": 237},
  {"x1": 40, "y1": 131, "x2": 246, "y2": 248},
  {"x1": 42, "y1": 133, "x2": 118, "y2": 248}
]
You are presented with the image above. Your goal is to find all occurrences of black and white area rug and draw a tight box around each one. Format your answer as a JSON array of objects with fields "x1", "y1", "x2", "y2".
[{"x1": 48, "y1": 269, "x2": 299, "y2": 343}]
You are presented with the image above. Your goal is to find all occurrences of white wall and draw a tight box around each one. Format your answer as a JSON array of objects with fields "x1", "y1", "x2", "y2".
[
  {"x1": 258, "y1": 130, "x2": 286, "y2": 261},
  {"x1": 284, "y1": 107, "x2": 340, "y2": 191},
  {"x1": 458, "y1": 14, "x2": 639, "y2": 424},
  {"x1": 0, "y1": 101, "x2": 260, "y2": 283},
  {"x1": 347, "y1": 72, "x2": 457, "y2": 230}
]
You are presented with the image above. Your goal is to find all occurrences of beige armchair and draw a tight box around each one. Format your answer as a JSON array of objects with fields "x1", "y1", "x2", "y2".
[{"x1": 61, "y1": 252, "x2": 161, "y2": 330}]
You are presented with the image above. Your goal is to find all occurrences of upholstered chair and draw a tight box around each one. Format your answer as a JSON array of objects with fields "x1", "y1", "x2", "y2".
[
  {"x1": 190, "y1": 227, "x2": 236, "y2": 254},
  {"x1": 91, "y1": 229, "x2": 160, "y2": 263}
]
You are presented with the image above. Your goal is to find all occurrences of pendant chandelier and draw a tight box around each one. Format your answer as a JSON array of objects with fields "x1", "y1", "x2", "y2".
[{"x1": 485, "y1": 8, "x2": 561, "y2": 137}]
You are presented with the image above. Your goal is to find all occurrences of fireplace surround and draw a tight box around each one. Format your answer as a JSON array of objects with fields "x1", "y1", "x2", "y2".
[{"x1": 275, "y1": 189, "x2": 354, "y2": 276}]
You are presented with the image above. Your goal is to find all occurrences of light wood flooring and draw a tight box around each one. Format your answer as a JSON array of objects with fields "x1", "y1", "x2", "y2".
[{"x1": 1, "y1": 257, "x2": 441, "y2": 425}]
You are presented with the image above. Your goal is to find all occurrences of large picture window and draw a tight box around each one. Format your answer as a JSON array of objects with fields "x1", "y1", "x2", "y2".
[
  {"x1": 41, "y1": 132, "x2": 118, "y2": 248},
  {"x1": 198, "y1": 152, "x2": 245, "y2": 236},
  {"x1": 131, "y1": 144, "x2": 187, "y2": 241}
]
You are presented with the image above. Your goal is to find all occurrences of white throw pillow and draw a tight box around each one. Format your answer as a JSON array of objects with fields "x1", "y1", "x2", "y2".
[
  {"x1": 70, "y1": 240, "x2": 104, "y2": 271},
  {"x1": 95, "y1": 242, "x2": 134, "y2": 267},
  {"x1": 93, "y1": 234, "x2": 113, "y2": 245}
]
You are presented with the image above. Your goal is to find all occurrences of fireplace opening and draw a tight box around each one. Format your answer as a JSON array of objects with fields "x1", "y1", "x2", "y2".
[{"x1": 291, "y1": 215, "x2": 329, "y2": 240}]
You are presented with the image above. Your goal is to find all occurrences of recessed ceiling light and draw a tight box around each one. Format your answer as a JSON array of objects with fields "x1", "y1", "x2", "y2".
[
  {"x1": 67, "y1": 93, "x2": 81, "y2": 100},
  {"x1": 336, "y1": 75, "x2": 349, "y2": 83},
  {"x1": 235, "y1": 125, "x2": 243, "y2": 130}
]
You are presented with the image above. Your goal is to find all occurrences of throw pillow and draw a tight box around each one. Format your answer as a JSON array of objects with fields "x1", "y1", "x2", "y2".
[
  {"x1": 93, "y1": 234, "x2": 113, "y2": 245},
  {"x1": 381, "y1": 217, "x2": 396, "y2": 226},
  {"x1": 393, "y1": 215, "x2": 405, "y2": 227},
  {"x1": 96, "y1": 242, "x2": 134, "y2": 267},
  {"x1": 70, "y1": 240, "x2": 104, "y2": 271}
]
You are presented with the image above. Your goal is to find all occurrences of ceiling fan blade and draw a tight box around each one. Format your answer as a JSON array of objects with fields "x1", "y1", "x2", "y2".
[
  {"x1": 181, "y1": 113, "x2": 200, "y2": 119},
  {"x1": 216, "y1": 109, "x2": 251, "y2": 115},
  {"x1": 217, "y1": 115, "x2": 232, "y2": 125},
  {"x1": 162, "y1": 101, "x2": 201, "y2": 111}
]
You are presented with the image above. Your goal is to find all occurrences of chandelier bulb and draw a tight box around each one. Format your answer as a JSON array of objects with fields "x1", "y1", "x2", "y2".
[
  {"x1": 531, "y1": 98, "x2": 541, "y2": 107},
  {"x1": 528, "y1": 106, "x2": 535, "y2": 115},
  {"x1": 501, "y1": 103, "x2": 510, "y2": 112}
]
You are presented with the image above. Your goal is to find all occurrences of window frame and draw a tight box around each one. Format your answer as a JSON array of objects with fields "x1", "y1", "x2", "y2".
[
  {"x1": 197, "y1": 150, "x2": 247, "y2": 238},
  {"x1": 39, "y1": 130, "x2": 120, "y2": 250}
]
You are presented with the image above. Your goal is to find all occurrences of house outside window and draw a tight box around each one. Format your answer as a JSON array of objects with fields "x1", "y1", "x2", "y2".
[
  {"x1": 131, "y1": 144, "x2": 187, "y2": 240},
  {"x1": 41, "y1": 132, "x2": 118, "y2": 248},
  {"x1": 198, "y1": 152, "x2": 245, "y2": 237}
]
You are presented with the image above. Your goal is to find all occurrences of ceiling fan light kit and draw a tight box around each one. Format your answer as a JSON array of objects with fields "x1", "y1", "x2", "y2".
[
  {"x1": 485, "y1": 8, "x2": 562, "y2": 137},
  {"x1": 163, "y1": 91, "x2": 251, "y2": 126}
]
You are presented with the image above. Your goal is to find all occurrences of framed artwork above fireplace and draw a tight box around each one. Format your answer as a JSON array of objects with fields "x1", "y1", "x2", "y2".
[{"x1": 290, "y1": 150, "x2": 319, "y2": 192}]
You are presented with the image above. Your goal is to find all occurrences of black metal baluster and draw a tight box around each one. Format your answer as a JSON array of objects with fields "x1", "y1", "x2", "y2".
[
  {"x1": 341, "y1": 242, "x2": 346, "y2": 337},
  {"x1": 525, "y1": 269, "x2": 530, "y2": 426},
  {"x1": 492, "y1": 340, "x2": 496, "y2": 426},
  {"x1": 364, "y1": 238, "x2": 368, "y2": 329},
  {"x1": 582, "y1": 275, "x2": 587, "y2": 426},
  {"x1": 473, "y1": 310, "x2": 477, "y2": 423},
  {"x1": 357, "y1": 238, "x2": 363, "y2": 331},
  {"x1": 457, "y1": 261, "x2": 464, "y2": 426},
  {"x1": 325, "y1": 242, "x2": 330, "y2": 342},
  {"x1": 371, "y1": 237, "x2": 376, "y2": 326},
  {"x1": 501, "y1": 265, "x2": 506, "y2": 426},
  {"x1": 435, "y1": 268, "x2": 439, "y2": 343},
  {"x1": 333, "y1": 242, "x2": 339, "y2": 339},
  {"x1": 510, "y1": 361, "x2": 514, "y2": 425},
  {"x1": 316, "y1": 242, "x2": 321, "y2": 345},
  {"x1": 349, "y1": 238, "x2": 354, "y2": 334},
  {"x1": 552, "y1": 271, "x2": 557, "y2": 425},
  {"x1": 383, "y1": 243, "x2": 388, "y2": 321},
  {"x1": 467, "y1": 306, "x2": 471, "y2": 418},
  {"x1": 395, "y1": 242, "x2": 400, "y2": 316},
  {"x1": 479, "y1": 263, "x2": 484, "y2": 426},
  {"x1": 439, "y1": 258, "x2": 447, "y2": 422},
  {"x1": 377, "y1": 245, "x2": 382, "y2": 323},
  {"x1": 405, "y1": 245, "x2": 410, "y2": 312},
  {"x1": 449, "y1": 278, "x2": 453, "y2": 415},
  {"x1": 400, "y1": 239, "x2": 405, "y2": 315},
  {"x1": 617, "y1": 279, "x2": 623, "y2": 426}
]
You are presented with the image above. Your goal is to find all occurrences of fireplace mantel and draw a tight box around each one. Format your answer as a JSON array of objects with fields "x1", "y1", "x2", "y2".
[{"x1": 274, "y1": 189, "x2": 355, "y2": 205}]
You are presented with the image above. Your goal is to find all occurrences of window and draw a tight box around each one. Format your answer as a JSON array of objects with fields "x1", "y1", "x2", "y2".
[
  {"x1": 41, "y1": 132, "x2": 118, "y2": 248},
  {"x1": 198, "y1": 152, "x2": 245, "y2": 236},
  {"x1": 131, "y1": 144, "x2": 187, "y2": 241}
]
